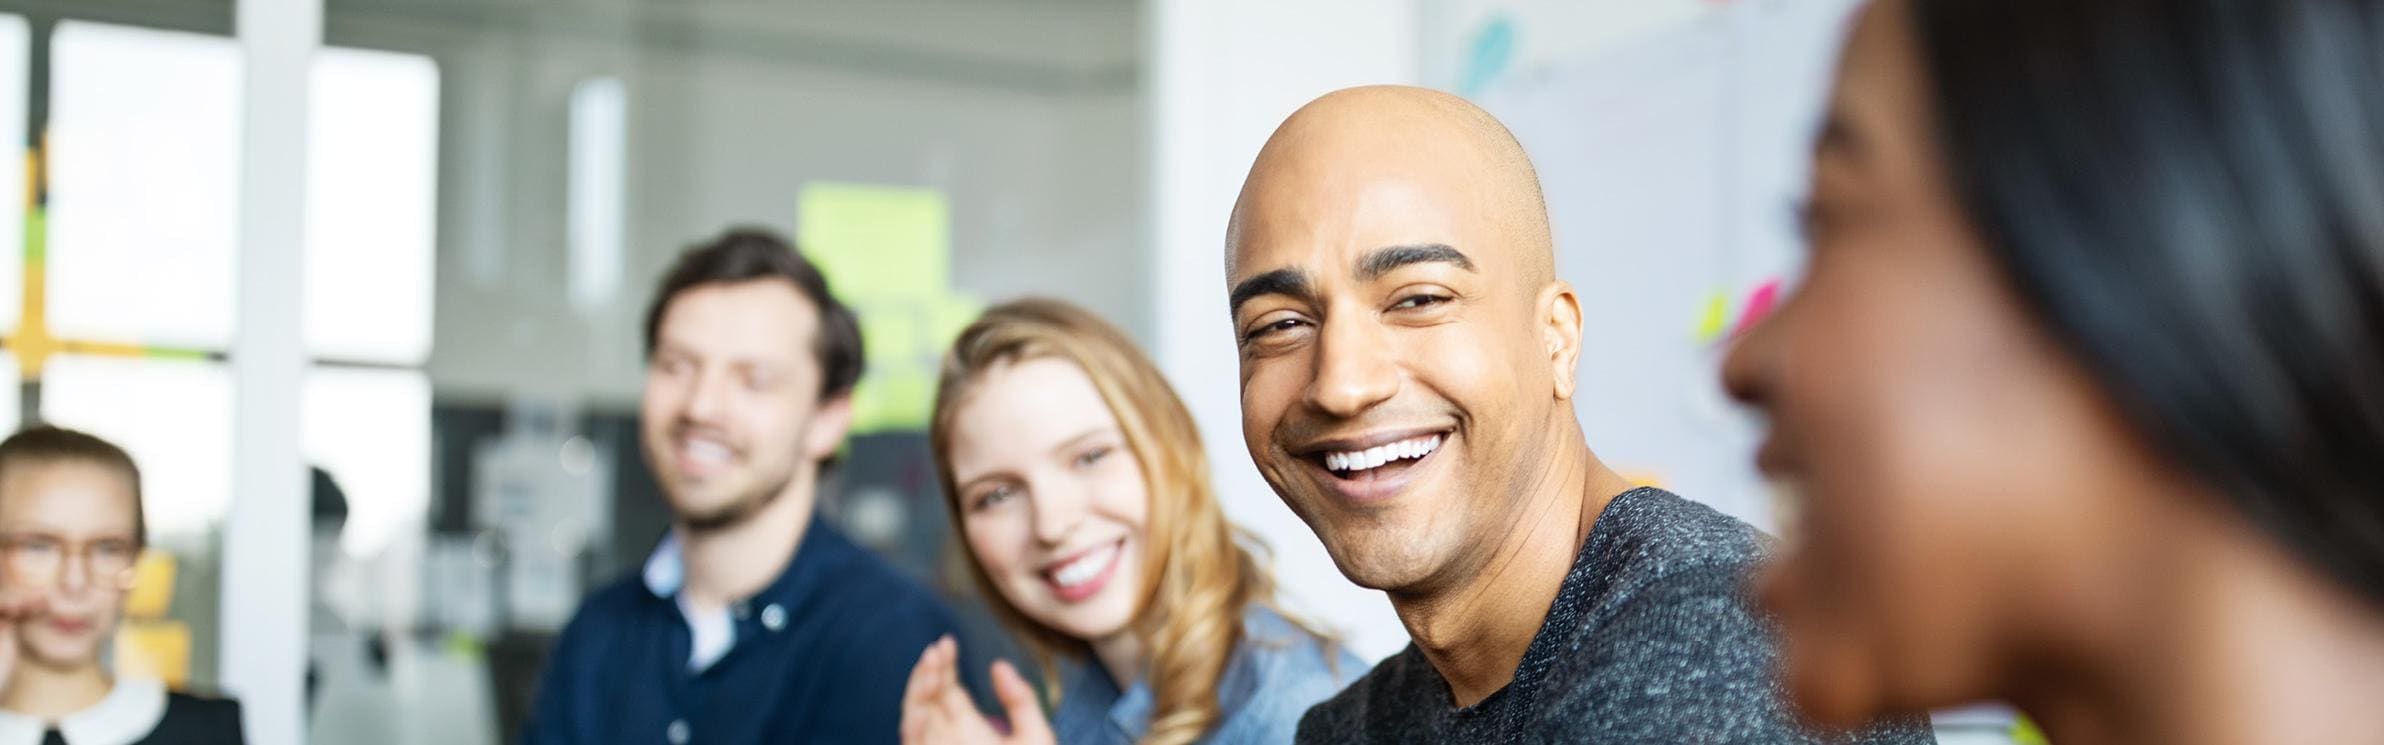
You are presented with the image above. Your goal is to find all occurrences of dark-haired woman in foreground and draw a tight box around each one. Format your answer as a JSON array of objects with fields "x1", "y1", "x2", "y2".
[{"x1": 1724, "y1": 0, "x2": 2384, "y2": 743}]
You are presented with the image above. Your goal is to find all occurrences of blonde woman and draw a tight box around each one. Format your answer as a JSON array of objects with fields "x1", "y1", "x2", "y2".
[{"x1": 900, "y1": 299, "x2": 1362, "y2": 745}]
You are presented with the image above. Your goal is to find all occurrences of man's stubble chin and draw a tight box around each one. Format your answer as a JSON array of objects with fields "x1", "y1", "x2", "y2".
[{"x1": 1319, "y1": 507, "x2": 1461, "y2": 593}]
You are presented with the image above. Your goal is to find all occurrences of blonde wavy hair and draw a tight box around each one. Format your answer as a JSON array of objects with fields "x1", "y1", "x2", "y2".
[{"x1": 929, "y1": 298, "x2": 1318, "y2": 745}]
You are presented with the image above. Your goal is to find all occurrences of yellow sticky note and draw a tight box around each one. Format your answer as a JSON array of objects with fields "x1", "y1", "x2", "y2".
[
  {"x1": 1695, "y1": 291, "x2": 1731, "y2": 343},
  {"x1": 124, "y1": 549, "x2": 177, "y2": 620},
  {"x1": 1621, "y1": 470, "x2": 1668, "y2": 489},
  {"x1": 797, "y1": 183, "x2": 951, "y2": 301},
  {"x1": 115, "y1": 621, "x2": 191, "y2": 689}
]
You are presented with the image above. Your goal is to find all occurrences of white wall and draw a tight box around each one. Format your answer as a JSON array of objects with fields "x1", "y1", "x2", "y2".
[
  {"x1": 1417, "y1": 0, "x2": 1711, "y2": 94},
  {"x1": 1146, "y1": 0, "x2": 1421, "y2": 662},
  {"x1": 1432, "y1": 0, "x2": 1859, "y2": 530}
]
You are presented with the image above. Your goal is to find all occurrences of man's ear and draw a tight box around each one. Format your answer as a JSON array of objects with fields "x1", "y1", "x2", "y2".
[
  {"x1": 1541, "y1": 281, "x2": 1584, "y2": 401},
  {"x1": 804, "y1": 392, "x2": 858, "y2": 461}
]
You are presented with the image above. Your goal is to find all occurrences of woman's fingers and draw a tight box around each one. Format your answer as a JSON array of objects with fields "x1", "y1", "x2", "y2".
[
  {"x1": 990, "y1": 659, "x2": 1054, "y2": 745},
  {"x1": 900, "y1": 639, "x2": 948, "y2": 744},
  {"x1": 933, "y1": 638, "x2": 976, "y2": 711},
  {"x1": 0, "y1": 592, "x2": 21, "y2": 697},
  {"x1": 905, "y1": 637, "x2": 999, "y2": 745},
  {"x1": 901, "y1": 637, "x2": 1027, "y2": 745},
  {"x1": 0, "y1": 588, "x2": 43, "y2": 620},
  {"x1": 904, "y1": 639, "x2": 1058, "y2": 745},
  {"x1": 903, "y1": 636, "x2": 950, "y2": 711}
]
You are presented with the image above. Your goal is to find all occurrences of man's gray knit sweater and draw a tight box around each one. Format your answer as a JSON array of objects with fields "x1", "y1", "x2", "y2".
[{"x1": 1294, "y1": 487, "x2": 1936, "y2": 744}]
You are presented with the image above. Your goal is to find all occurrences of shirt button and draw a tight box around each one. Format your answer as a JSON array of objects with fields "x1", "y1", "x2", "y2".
[
  {"x1": 761, "y1": 603, "x2": 786, "y2": 631},
  {"x1": 666, "y1": 719, "x2": 690, "y2": 745}
]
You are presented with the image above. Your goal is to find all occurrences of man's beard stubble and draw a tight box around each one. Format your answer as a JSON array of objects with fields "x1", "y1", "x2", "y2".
[{"x1": 678, "y1": 464, "x2": 796, "y2": 534}]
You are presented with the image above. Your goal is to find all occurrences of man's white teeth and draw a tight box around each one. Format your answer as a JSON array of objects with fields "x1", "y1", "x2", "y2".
[
  {"x1": 684, "y1": 439, "x2": 732, "y2": 464},
  {"x1": 1051, "y1": 542, "x2": 1118, "y2": 588},
  {"x1": 1325, "y1": 434, "x2": 1442, "y2": 475}
]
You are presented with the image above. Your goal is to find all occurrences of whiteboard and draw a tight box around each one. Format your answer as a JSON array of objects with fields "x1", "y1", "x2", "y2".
[{"x1": 1474, "y1": 0, "x2": 1862, "y2": 531}]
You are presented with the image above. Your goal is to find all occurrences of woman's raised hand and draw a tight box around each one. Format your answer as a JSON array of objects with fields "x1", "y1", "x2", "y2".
[{"x1": 900, "y1": 636, "x2": 1054, "y2": 745}]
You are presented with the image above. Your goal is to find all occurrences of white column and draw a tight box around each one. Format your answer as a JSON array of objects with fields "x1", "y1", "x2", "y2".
[
  {"x1": 223, "y1": 0, "x2": 317, "y2": 742},
  {"x1": 1145, "y1": 0, "x2": 1421, "y2": 661}
]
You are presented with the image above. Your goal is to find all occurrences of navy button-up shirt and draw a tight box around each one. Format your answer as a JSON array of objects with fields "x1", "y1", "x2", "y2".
[{"x1": 522, "y1": 518, "x2": 958, "y2": 745}]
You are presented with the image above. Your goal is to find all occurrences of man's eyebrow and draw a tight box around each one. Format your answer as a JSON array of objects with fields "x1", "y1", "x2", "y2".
[
  {"x1": 1228, "y1": 268, "x2": 1316, "y2": 316},
  {"x1": 1358, "y1": 244, "x2": 1475, "y2": 281}
]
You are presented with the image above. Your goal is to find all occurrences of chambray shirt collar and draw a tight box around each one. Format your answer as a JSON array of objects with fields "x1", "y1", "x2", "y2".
[{"x1": 1049, "y1": 609, "x2": 1276, "y2": 743}]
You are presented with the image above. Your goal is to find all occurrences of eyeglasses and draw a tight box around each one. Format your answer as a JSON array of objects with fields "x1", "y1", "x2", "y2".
[{"x1": 0, "y1": 533, "x2": 140, "y2": 590}]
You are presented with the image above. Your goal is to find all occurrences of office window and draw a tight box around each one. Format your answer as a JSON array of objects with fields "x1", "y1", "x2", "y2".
[
  {"x1": 47, "y1": 21, "x2": 241, "y2": 349},
  {"x1": 308, "y1": 48, "x2": 438, "y2": 364}
]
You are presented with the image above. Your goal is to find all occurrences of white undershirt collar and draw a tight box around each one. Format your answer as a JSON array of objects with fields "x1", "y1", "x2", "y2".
[
  {"x1": 645, "y1": 533, "x2": 736, "y2": 671},
  {"x1": 0, "y1": 677, "x2": 169, "y2": 745}
]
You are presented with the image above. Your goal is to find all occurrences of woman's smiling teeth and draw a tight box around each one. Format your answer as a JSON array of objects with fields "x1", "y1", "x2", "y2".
[
  {"x1": 1324, "y1": 434, "x2": 1442, "y2": 475},
  {"x1": 1048, "y1": 541, "x2": 1120, "y2": 588}
]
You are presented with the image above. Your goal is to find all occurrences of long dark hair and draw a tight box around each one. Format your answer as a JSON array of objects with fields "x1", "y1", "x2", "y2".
[{"x1": 1910, "y1": 0, "x2": 2384, "y2": 602}]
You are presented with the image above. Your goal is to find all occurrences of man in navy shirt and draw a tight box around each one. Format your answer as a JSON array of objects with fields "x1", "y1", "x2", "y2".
[{"x1": 523, "y1": 228, "x2": 959, "y2": 745}]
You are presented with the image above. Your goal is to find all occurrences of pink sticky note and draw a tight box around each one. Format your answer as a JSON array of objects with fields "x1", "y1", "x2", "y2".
[{"x1": 1730, "y1": 279, "x2": 1782, "y2": 338}]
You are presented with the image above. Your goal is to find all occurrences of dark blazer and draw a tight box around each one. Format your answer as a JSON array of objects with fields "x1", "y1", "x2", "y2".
[{"x1": 128, "y1": 693, "x2": 245, "y2": 745}]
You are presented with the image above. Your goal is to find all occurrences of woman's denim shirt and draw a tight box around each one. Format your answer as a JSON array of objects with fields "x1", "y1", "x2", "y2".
[{"x1": 1049, "y1": 606, "x2": 1367, "y2": 744}]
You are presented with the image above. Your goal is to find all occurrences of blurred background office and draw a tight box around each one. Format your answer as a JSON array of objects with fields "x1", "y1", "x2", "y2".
[{"x1": 0, "y1": 0, "x2": 2021, "y2": 743}]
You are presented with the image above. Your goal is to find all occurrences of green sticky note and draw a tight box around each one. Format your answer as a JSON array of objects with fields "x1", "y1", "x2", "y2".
[
  {"x1": 796, "y1": 183, "x2": 950, "y2": 302},
  {"x1": 797, "y1": 183, "x2": 973, "y2": 434},
  {"x1": 2011, "y1": 716, "x2": 2050, "y2": 745},
  {"x1": 851, "y1": 369, "x2": 938, "y2": 435},
  {"x1": 928, "y1": 293, "x2": 984, "y2": 353},
  {"x1": 1695, "y1": 291, "x2": 1731, "y2": 343},
  {"x1": 846, "y1": 295, "x2": 982, "y2": 434},
  {"x1": 442, "y1": 631, "x2": 485, "y2": 661},
  {"x1": 857, "y1": 302, "x2": 925, "y2": 366}
]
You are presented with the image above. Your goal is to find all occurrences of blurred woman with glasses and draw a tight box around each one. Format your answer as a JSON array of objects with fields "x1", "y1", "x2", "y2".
[{"x1": 0, "y1": 425, "x2": 244, "y2": 744}]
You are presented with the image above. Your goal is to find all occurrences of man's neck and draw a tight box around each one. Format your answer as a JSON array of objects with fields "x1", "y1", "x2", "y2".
[
  {"x1": 1392, "y1": 422, "x2": 1635, "y2": 708},
  {"x1": 677, "y1": 476, "x2": 818, "y2": 613},
  {"x1": 4, "y1": 660, "x2": 111, "y2": 721}
]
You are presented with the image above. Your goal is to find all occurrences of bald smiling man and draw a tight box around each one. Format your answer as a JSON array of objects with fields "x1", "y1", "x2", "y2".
[{"x1": 1224, "y1": 86, "x2": 1936, "y2": 744}]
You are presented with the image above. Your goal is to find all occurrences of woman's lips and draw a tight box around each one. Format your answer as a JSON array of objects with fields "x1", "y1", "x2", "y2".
[
  {"x1": 1042, "y1": 539, "x2": 1123, "y2": 604},
  {"x1": 45, "y1": 616, "x2": 94, "y2": 635}
]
